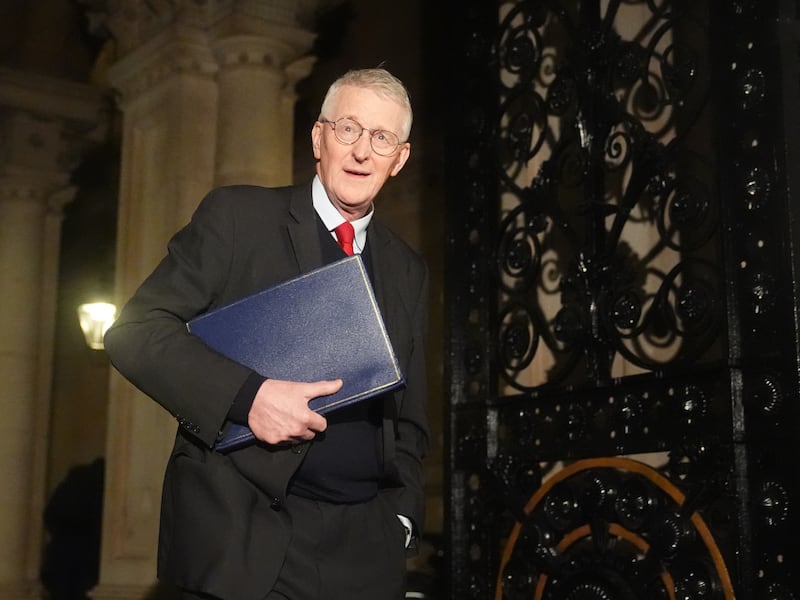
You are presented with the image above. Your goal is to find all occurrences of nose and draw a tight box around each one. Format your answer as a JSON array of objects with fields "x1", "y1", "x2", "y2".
[{"x1": 352, "y1": 132, "x2": 372, "y2": 161}]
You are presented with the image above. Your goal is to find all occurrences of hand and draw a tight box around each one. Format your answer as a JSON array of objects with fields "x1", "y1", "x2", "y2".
[{"x1": 247, "y1": 378, "x2": 341, "y2": 445}]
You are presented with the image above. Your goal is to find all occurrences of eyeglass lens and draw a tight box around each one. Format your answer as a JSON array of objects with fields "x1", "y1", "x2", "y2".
[{"x1": 329, "y1": 118, "x2": 400, "y2": 156}]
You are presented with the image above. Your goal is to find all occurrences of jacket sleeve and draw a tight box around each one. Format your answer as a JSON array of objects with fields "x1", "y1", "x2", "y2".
[{"x1": 104, "y1": 188, "x2": 254, "y2": 448}]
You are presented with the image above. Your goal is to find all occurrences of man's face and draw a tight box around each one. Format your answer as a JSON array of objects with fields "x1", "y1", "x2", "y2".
[{"x1": 312, "y1": 85, "x2": 411, "y2": 220}]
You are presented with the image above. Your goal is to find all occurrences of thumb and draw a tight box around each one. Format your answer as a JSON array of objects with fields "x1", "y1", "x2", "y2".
[{"x1": 310, "y1": 378, "x2": 344, "y2": 398}]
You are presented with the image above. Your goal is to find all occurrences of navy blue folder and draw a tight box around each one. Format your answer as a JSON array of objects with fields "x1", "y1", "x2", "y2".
[{"x1": 187, "y1": 255, "x2": 404, "y2": 452}]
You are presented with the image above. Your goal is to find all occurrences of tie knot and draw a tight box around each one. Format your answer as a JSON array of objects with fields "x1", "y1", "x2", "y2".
[{"x1": 334, "y1": 221, "x2": 355, "y2": 255}]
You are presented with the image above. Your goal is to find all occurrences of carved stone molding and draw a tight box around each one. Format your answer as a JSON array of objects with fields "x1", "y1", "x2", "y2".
[
  {"x1": 0, "y1": 167, "x2": 68, "y2": 208},
  {"x1": 210, "y1": 28, "x2": 315, "y2": 71},
  {"x1": 0, "y1": 68, "x2": 107, "y2": 181},
  {"x1": 105, "y1": 26, "x2": 218, "y2": 105},
  {"x1": 80, "y1": 0, "x2": 326, "y2": 55},
  {"x1": 0, "y1": 67, "x2": 108, "y2": 124},
  {"x1": 47, "y1": 186, "x2": 80, "y2": 216},
  {"x1": 104, "y1": 5, "x2": 317, "y2": 107},
  {"x1": 284, "y1": 55, "x2": 317, "y2": 99},
  {"x1": 0, "y1": 112, "x2": 91, "y2": 180}
]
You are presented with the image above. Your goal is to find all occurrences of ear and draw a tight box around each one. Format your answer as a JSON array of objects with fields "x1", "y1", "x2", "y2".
[
  {"x1": 389, "y1": 142, "x2": 411, "y2": 177},
  {"x1": 311, "y1": 122, "x2": 323, "y2": 160}
]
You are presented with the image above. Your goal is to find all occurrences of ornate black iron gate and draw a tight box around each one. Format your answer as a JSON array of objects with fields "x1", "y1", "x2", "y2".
[{"x1": 444, "y1": 1, "x2": 800, "y2": 598}]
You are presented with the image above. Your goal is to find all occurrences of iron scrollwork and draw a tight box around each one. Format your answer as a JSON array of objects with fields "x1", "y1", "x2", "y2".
[
  {"x1": 447, "y1": 0, "x2": 800, "y2": 597},
  {"x1": 495, "y1": 1, "x2": 720, "y2": 392}
]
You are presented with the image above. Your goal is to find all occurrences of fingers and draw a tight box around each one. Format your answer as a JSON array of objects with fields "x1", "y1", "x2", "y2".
[
  {"x1": 302, "y1": 380, "x2": 342, "y2": 433},
  {"x1": 305, "y1": 411, "x2": 327, "y2": 434},
  {"x1": 249, "y1": 378, "x2": 345, "y2": 445}
]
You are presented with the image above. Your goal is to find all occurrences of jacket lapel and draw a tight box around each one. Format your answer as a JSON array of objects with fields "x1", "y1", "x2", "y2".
[{"x1": 286, "y1": 183, "x2": 324, "y2": 274}]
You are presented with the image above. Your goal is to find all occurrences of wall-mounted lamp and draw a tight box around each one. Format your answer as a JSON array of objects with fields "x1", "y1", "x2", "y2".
[{"x1": 77, "y1": 302, "x2": 117, "y2": 350}]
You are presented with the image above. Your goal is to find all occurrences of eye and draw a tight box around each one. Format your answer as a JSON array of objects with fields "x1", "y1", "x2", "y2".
[{"x1": 375, "y1": 131, "x2": 388, "y2": 142}]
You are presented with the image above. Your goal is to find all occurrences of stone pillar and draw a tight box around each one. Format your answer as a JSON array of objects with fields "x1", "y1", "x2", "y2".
[
  {"x1": 0, "y1": 67, "x2": 105, "y2": 600},
  {"x1": 211, "y1": 24, "x2": 315, "y2": 186},
  {"x1": 92, "y1": 21, "x2": 219, "y2": 600},
  {"x1": 92, "y1": 2, "x2": 317, "y2": 598}
]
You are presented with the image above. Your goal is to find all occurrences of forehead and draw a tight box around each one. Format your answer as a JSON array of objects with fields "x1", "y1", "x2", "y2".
[{"x1": 328, "y1": 85, "x2": 406, "y2": 132}]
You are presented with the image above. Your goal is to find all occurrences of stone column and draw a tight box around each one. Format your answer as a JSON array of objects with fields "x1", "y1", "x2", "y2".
[
  {"x1": 92, "y1": 19, "x2": 219, "y2": 600},
  {"x1": 93, "y1": 2, "x2": 317, "y2": 598},
  {"x1": 0, "y1": 67, "x2": 105, "y2": 600},
  {"x1": 211, "y1": 22, "x2": 315, "y2": 186}
]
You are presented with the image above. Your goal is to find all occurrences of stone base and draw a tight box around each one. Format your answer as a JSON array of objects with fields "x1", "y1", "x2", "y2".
[
  {"x1": 90, "y1": 582, "x2": 178, "y2": 600},
  {"x1": 0, "y1": 580, "x2": 42, "y2": 600}
]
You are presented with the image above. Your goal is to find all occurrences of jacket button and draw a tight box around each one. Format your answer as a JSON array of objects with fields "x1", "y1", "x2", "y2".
[
  {"x1": 270, "y1": 497, "x2": 282, "y2": 511},
  {"x1": 291, "y1": 444, "x2": 305, "y2": 454}
]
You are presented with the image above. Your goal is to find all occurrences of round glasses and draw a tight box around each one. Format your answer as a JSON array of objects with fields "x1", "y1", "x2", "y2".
[{"x1": 321, "y1": 118, "x2": 403, "y2": 156}]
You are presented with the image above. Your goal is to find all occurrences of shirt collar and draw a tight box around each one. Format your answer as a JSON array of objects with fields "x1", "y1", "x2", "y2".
[{"x1": 312, "y1": 175, "x2": 372, "y2": 253}]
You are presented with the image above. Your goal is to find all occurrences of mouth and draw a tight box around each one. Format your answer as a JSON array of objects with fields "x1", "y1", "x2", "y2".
[{"x1": 344, "y1": 168, "x2": 370, "y2": 178}]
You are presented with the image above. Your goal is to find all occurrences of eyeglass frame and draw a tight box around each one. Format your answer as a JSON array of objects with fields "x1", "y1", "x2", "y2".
[{"x1": 319, "y1": 117, "x2": 406, "y2": 156}]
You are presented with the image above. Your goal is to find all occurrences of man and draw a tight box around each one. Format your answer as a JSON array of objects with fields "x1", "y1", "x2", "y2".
[{"x1": 104, "y1": 68, "x2": 429, "y2": 600}]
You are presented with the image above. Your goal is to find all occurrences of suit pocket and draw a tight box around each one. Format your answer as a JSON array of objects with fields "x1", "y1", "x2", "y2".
[
  {"x1": 160, "y1": 448, "x2": 240, "y2": 569},
  {"x1": 159, "y1": 446, "x2": 290, "y2": 598}
]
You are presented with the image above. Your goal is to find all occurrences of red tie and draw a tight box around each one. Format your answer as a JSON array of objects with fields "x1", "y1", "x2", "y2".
[{"x1": 334, "y1": 221, "x2": 355, "y2": 256}]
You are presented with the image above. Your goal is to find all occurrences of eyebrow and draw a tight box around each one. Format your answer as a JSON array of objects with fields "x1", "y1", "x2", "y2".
[{"x1": 338, "y1": 115, "x2": 397, "y2": 134}]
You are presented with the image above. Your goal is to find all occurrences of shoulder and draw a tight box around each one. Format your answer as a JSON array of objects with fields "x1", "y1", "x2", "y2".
[
  {"x1": 200, "y1": 184, "x2": 296, "y2": 209},
  {"x1": 191, "y1": 183, "x2": 308, "y2": 224}
]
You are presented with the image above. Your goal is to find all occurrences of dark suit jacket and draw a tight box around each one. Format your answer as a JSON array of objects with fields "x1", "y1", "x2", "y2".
[{"x1": 104, "y1": 182, "x2": 430, "y2": 600}]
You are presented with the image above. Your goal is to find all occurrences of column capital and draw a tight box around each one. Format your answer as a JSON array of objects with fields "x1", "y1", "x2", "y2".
[
  {"x1": 0, "y1": 68, "x2": 106, "y2": 201},
  {"x1": 207, "y1": 1, "x2": 317, "y2": 67},
  {"x1": 100, "y1": 2, "x2": 320, "y2": 106},
  {"x1": 80, "y1": 0, "x2": 325, "y2": 55},
  {"x1": 0, "y1": 67, "x2": 108, "y2": 124},
  {"x1": 0, "y1": 167, "x2": 68, "y2": 206},
  {"x1": 105, "y1": 25, "x2": 218, "y2": 106},
  {"x1": 210, "y1": 28, "x2": 315, "y2": 73},
  {"x1": 80, "y1": 0, "x2": 216, "y2": 55}
]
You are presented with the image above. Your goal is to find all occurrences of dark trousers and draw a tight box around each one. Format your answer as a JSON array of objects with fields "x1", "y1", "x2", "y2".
[{"x1": 181, "y1": 492, "x2": 406, "y2": 600}]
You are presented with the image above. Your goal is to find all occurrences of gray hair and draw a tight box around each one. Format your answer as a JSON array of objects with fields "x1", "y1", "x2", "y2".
[{"x1": 319, "y1": 68, "x2": 413, "y2": 141}]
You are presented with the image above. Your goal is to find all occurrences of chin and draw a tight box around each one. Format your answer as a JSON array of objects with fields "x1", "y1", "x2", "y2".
[{"x1": 338, "y1": 195, "x2": 372, "y2": 211}]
